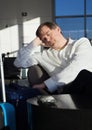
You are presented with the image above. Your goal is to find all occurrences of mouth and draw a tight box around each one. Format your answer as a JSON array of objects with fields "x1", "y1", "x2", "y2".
[
  {"x1": 48, "y1": 42, "x2": 54, "y2": 46},
  {"x1": 44, "y1": 41, "x2": 55, "y2": 47},
  {"x1": 50, "y1": 43, "x2": 55, "y2": 47}
]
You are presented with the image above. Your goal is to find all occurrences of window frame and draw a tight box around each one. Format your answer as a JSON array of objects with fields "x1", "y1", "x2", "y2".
[{"x1": 53, "y1": 0, "x2": 92, "y2": 39}]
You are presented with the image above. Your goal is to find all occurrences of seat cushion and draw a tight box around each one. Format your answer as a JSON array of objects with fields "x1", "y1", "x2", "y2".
[{"x1": 27, "y1": 65, "x2": 49, "y2": 86}]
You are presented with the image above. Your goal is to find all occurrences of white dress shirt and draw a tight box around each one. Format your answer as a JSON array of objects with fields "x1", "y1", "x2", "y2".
[{"x1": 14, "y1": 37, "x2": 92, "y2": 92}]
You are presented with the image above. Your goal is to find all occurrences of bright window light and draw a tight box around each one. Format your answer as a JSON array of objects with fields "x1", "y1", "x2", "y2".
[
  {"x1": 0, "y1": 25, "x2": 19, "y2": 56},
  {"x1": 23, "y1": 17, "x2": 41, "y2": 43}
]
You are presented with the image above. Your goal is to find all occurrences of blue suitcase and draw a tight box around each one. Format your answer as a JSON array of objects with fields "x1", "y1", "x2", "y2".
[
  {"x1": 0, "y1": 103, "x2": 16, "y2": 130},
  {"x1": 0, "y1": 54, "x2": 16, "y2": 130}
]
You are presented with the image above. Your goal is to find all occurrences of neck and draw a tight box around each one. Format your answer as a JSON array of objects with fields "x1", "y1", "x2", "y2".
[
  {"x1": 57, "y1": 38, "x2": 69, "y2": 50},
  {"x1": 62, "y1": 38, "x2": 69, "y2": 48}
]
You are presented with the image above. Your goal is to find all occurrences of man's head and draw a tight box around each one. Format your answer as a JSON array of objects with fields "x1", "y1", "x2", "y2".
[
  {"x1": 36, "y1": 22, "x2": 64, "y2": 49},
  {"x1": 36, "y1": 22, "x2": 58, "y2": 37}
]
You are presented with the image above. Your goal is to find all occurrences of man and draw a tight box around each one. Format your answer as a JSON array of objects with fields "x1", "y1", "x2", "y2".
[{"x1": 14, "y1": 22, "x2": 92, "y2": 93}]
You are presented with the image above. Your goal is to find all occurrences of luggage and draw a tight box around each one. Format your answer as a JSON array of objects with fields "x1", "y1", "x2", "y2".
[
  {"x1": 0, "y1": 53, "x2": 16, "y2": 130},
  {"x1": 0, "y1": 103, "x2": 16, "y2": 130},
  {"x1": 0, "y1": 106, "x2": 4, "y2": 130},
  {"x1": 6, "y1": 83, "x2": 41, "y2": 130},
  {"x1": 0, "y1": 52, "x2": 41, "y2": 130}
]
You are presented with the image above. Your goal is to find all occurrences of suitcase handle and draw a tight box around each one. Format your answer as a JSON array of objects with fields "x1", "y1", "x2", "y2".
[{"x1": 0, "y1": 54, "x2": 6, "y2": 102}]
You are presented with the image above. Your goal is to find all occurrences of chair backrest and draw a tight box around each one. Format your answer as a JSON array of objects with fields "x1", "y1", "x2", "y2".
[{"x1": 3, "y1": 57, "x2": 20, "y2": 80}]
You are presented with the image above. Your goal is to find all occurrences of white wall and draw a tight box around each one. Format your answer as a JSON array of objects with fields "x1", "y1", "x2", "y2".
[{"x1": 0, "y1": 0, "x2": 53, "y2": 56}]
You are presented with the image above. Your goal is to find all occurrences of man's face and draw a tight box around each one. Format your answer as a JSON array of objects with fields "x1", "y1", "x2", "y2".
[{"x1": 39, "y1": 25, "x2": 61, "y2": 49}]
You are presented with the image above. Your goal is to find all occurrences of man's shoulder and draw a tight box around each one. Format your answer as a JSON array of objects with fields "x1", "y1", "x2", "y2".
[
  {"x1": 77, "y1": 37, "x2": 89, "y2": 43},
  {"x1": 74, "y1": 37, "x2": 90, "y2": 46}
]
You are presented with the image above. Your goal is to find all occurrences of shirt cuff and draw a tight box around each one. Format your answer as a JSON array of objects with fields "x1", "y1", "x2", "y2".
[
  {"x1": 44, "y1": 78, "x2": 58, "y2": 93},
  {"x1": 44, "y1": 78, "x2": 66, "y2": 93}
]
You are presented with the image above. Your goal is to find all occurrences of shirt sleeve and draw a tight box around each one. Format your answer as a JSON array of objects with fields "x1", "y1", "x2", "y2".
[
  {"x1": 44, "y1": 38, "x2": 92, "y2": 93},
  {"x1": 14, "y1": 39, "x2": 42, "y2": 68}
]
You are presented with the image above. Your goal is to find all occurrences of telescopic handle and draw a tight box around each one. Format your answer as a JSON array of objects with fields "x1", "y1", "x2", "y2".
[{"x1": 0, "y1": 54, "x2": 6, "y2": 102}]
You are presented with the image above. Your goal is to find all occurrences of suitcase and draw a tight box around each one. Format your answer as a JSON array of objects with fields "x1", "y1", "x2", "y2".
[
  {"x1": 6, "y1": 83, "x2": 41, "y2": 130},
  {"x1": 0, "y1": 106, "x2": 4, "y2": 130},
  {"x1": 0, "y1": 53, "x2": 41, "y2": 130},
  {"x1": 0, "y1": 53, "x2": 16, "y2": 130}
]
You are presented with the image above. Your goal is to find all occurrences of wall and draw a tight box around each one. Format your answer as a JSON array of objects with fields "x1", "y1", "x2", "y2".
[{"x1": 0, "y1": 0, "x2": 53, "y2": 56}]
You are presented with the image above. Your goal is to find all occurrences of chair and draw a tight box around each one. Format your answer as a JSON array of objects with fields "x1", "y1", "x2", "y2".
[
  {"x1": 27, "y1": 64, "x2": 49, "y2": 86},
  {"x1": 3, "y1": 57, "x2": 21, "y2": 84}
]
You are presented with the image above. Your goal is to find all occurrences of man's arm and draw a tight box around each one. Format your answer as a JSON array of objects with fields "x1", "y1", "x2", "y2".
[{"x1": 14, "y1": 37, "x2": 43, "y2": 68}]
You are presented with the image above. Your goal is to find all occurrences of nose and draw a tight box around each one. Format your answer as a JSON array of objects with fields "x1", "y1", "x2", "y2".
[{"x1": 43, "y1": 36, "x2": 50, "y2": 43}]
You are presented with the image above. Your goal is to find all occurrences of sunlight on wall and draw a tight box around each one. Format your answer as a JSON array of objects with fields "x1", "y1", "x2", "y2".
[
  {"x1": 0, "y1": 25, "x2": 19, "y2": 56},
  {"x1": 23, "y1": 17, "x2": 41, "y2": 44},
  {"x1": 0, "y1": 17, "x2": 41, "y2": 56}
]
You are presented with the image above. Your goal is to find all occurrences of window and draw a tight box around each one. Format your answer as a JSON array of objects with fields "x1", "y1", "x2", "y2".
[{"x1": 54, "y1": 0, "x2": 92, "y2": 39}]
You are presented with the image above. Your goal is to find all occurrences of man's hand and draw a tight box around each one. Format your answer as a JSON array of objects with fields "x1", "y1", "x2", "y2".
[
  {"x1": 32, "y1": 83, "x2": 46, "y2": 89},
  {"x1": 32, "y1": 83, "x2": 48, "y2": 94},
  {"x1": 33, "y1": 37, "x2": 47, "y2": 47},
  {"x1": 33, "y1": 37, "x2": 44, "y2": 46}
]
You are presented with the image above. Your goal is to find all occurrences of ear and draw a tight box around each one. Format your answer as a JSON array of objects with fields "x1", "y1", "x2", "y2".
[{"x1": 56, "y1": 26, "x2": 61, "y2": 33}]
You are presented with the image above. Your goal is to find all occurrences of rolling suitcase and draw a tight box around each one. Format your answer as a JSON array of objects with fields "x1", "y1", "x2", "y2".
[
  {"x1": 0, "y1": 53, "x2": 41, "y2": 130},
  {"x1": 0, "y1": 53, "x2": 16, "y2": 130}
]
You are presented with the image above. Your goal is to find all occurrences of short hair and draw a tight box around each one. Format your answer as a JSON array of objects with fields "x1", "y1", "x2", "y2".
[{"x1": 36, "y1": 22, "x2": 58, "y2": 37}]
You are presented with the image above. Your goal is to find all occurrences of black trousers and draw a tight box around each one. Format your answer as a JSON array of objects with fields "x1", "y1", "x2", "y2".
[{"x1": 62, "y1": 69, "x2": 92, "y2": 94}]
